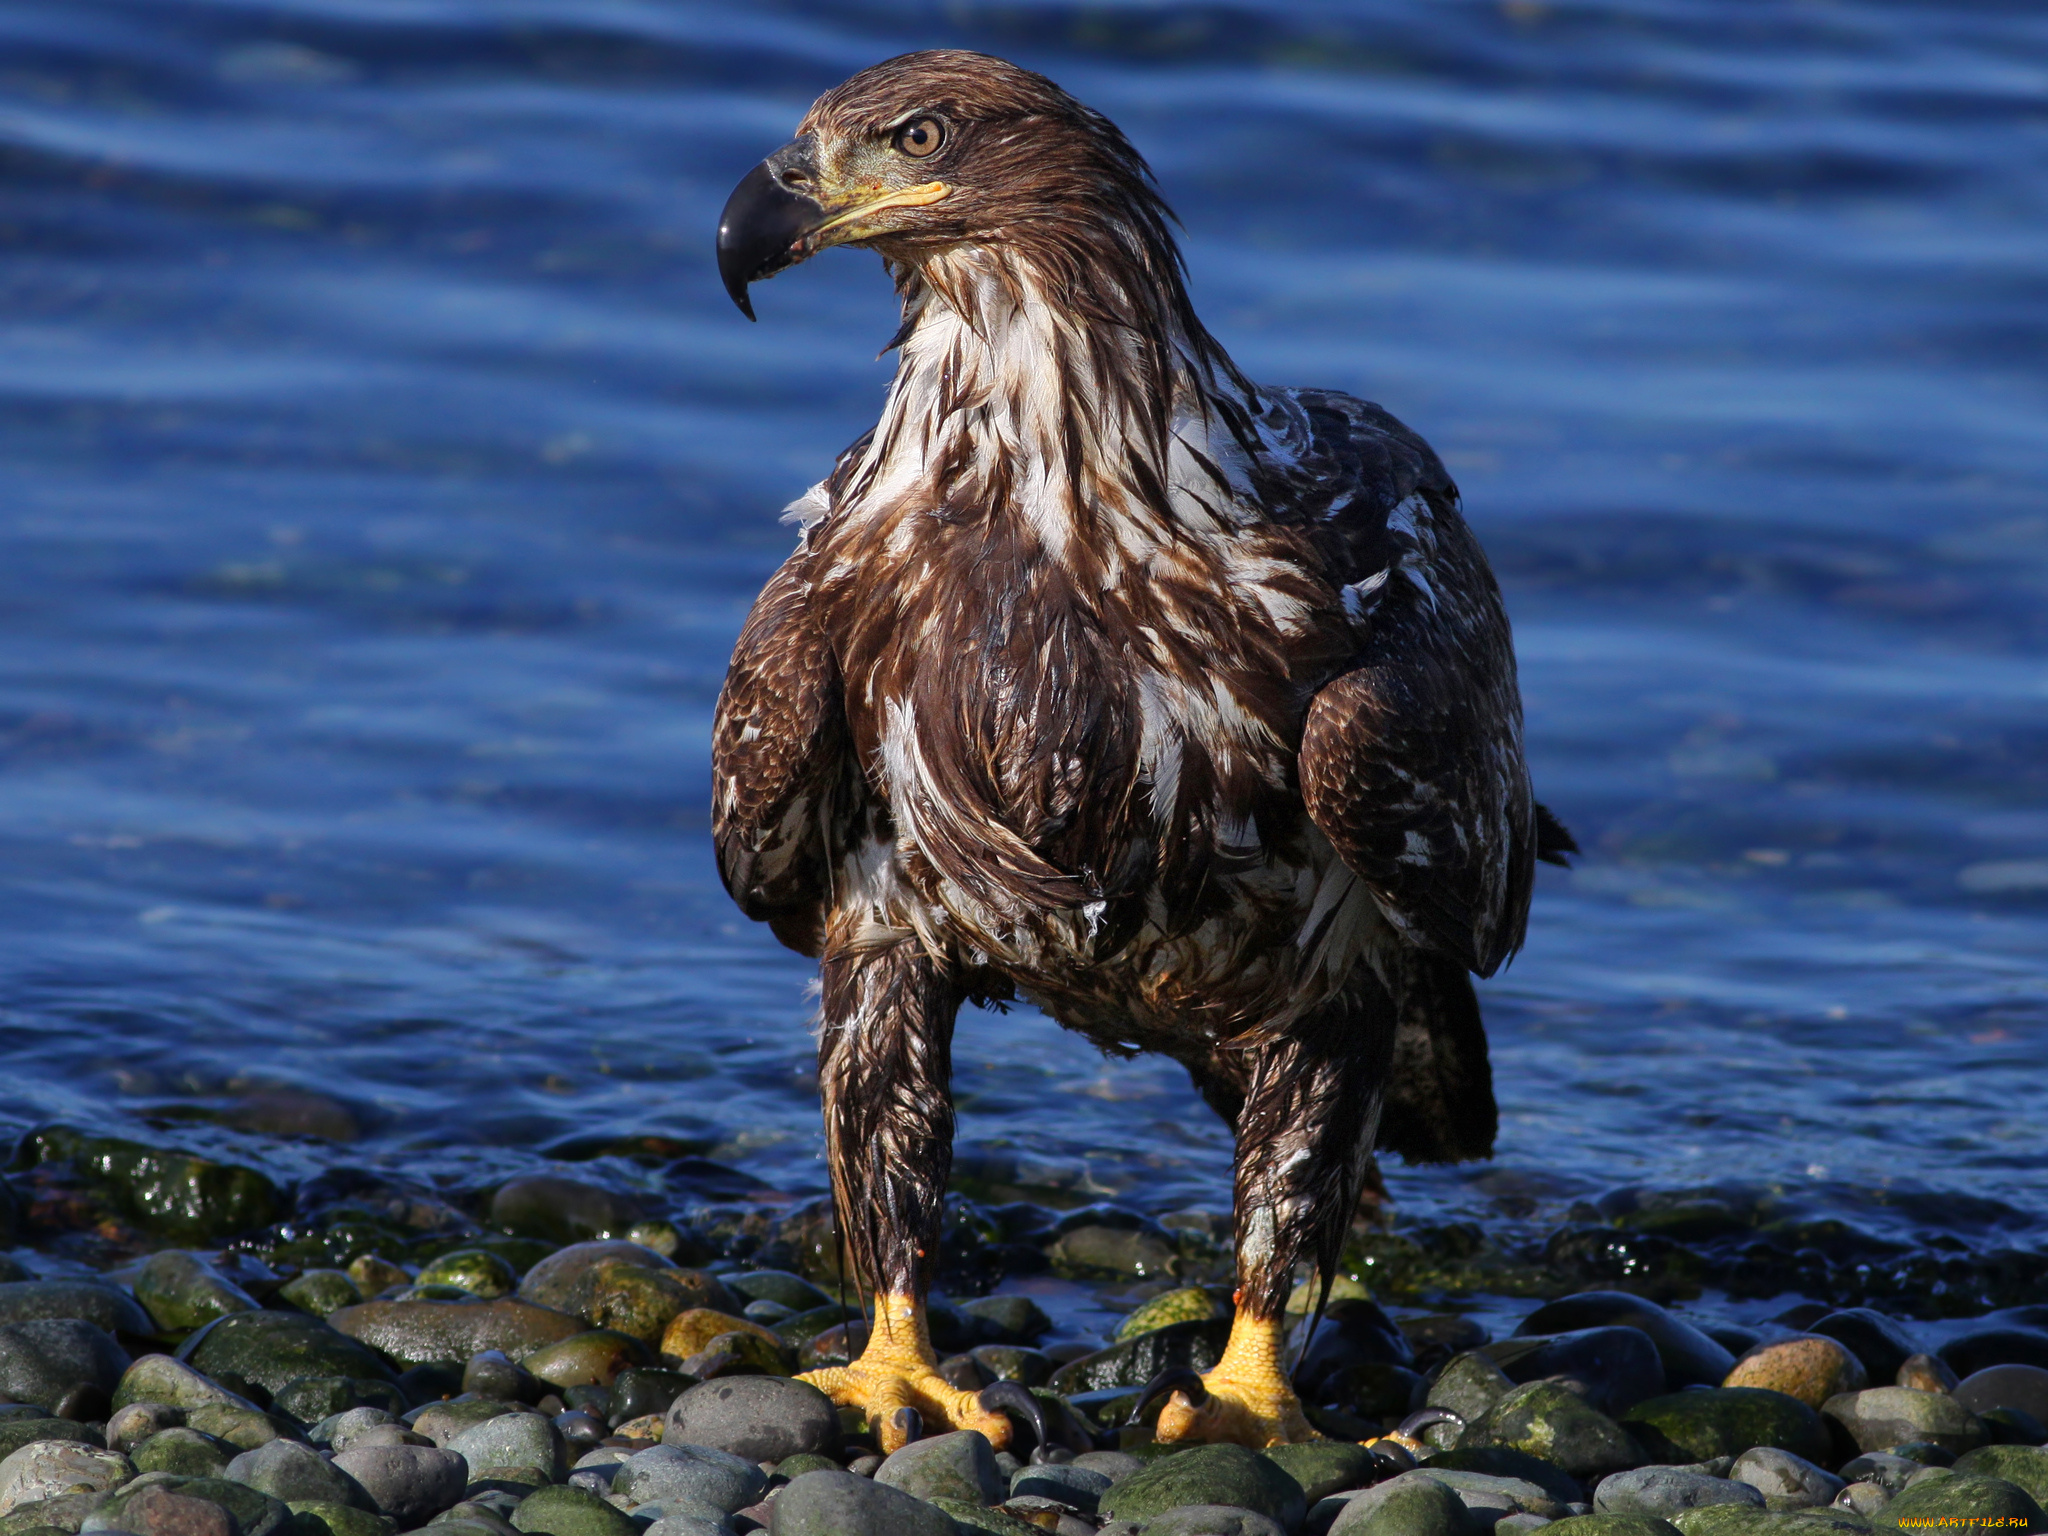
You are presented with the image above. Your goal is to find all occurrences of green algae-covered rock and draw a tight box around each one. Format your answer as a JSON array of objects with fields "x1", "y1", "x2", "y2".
[
  {"x1": 1621, "y1": 1388, "x2": 1831, "y2": 1466},
  {"x1": 18, "y1": 1129, "x2": 280, "y2": 1243},
  {"x1": 1543, "y1": 1518, "x2": 1684, "y2": 1536},
  {"x1": 413, "y1": 1253, "x2": 516, "y2": 1301},
  {"x1": 270, "y1": 1378, "x2": 406, "y2": 1424},
  {"x1": 133, "y1": 1428, "x2": 234, "y2": 1479},
  {"x1": 1114, "y1": 1288, "x2": 1229, "y2": 1343},
  {"x1": 504, "y1": 1486, "x2": 635, "y2": 1536},
  {"x1": 1823, "y1": 1388, "x2": 1986, "y2": 1457},
  {"x1": 0, "y1": 1285, "x2": 154, "y2": 1341},
  {"x1": 1668, "y1": 1504, "x2": 1873, "y2": 1535},
  {"x1": 1423, "y1": 1445, "x2": 1586, "y2": 1506},
  {"x1": 328, "y1": 1300, "x2": 581, "y2": 1369},
  {"x1": 1261, "y1": 1440, "x2": 1382, "y2": 1504},
  {"x1": 1874, "y1": 1471, "x2": 2042, "y2": 1531},
  {"x1": 518, "y1": 1330, "x2": 648, "y2": 1390},
  {"x1": 1953, "y1": 1444, "x2": 2048, "y2": 1502},
  {"x1": 278, "y1": 1273, "x2": 363, "y2": 1321},
  {"x1": 134, "y1": 1255, "x2": 259, "y2": 1337},
  {"x1": 181, "y1": 1312, "x2": 394, "y2": 1397},
  {"x1": 1470, "y1": 1381, "x2": 1643, "y2": 1478},
  {"x1": 1326, "y1": 1471, "x2": 1468, "y2": 1536},
  {"x1": 1096, "y1": 1443, "x2": 1305, "y2": 1528},
  {"x1": 0, "y1": 1425, "x2": 99, "y2": 1462},
  {"x1": 1049, "y1": 1318, "x2": 1234, "y2": 1395},
  {"x1": 285, "y1": 1500, "x2": 396, "y2": 1536}
]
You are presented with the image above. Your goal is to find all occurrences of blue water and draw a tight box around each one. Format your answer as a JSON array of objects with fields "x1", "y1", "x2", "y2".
[{"x1": 1, "y1": 0, "x2": 2044, "y2": 1298}]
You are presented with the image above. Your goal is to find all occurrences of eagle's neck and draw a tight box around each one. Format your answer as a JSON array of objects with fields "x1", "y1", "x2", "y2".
[{"x1": 840, "y1": 240, "x2": 1262, "y2": 570}]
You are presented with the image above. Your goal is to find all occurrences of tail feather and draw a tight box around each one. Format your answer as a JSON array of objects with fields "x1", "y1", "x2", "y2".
[
  {"x1": 1534, "y1": 800, "x2": 1578, "y2": 867},
  {"x1": 1374, "y1": 947, "x2": 1497, "y2": 1164}
]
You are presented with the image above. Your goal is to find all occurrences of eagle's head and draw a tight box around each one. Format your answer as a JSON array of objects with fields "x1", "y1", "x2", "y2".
[{"x1": 716, "y1": 50, "x2": 1176, "y2": 321}]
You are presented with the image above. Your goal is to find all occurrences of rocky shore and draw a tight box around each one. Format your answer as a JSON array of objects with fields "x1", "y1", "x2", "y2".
[{"x1": 0, "y1": 1125, "x2": 2043, "y2": 1534}]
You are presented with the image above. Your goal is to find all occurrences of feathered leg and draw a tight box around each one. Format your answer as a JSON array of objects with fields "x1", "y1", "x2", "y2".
[
  {"x1": 1155, "y1": 978, "x2": 1395, "y2": 1447},
  {"x1": 796, "y1": 937, "x2": 1014, "y2": 1453}
]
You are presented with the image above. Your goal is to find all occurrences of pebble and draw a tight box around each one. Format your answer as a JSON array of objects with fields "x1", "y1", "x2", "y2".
[
  {"x1": 1428, "y1": 1351, "x2": 1518, "y2": 1431},
  {"x1": 94, "y1": 1476, "x2": 289, "y2": 1536},
  {"x1": 1468, "y1": 1381, "x2": 1643, "y2": 1479},
  {"x1": 1324, "y1": 1471, "x2": 1468, "y2": 1536},
  {"x1": 1832, "y1": 1479, "x2": 1889, "y2": 1516},
  {"x1": 225, "y1": 1439, "x2": 373, "y2": 1509},
  {"x1": 329, "y1": 1445, "x2": 468, "y2": 1525},
  {"x1": 1423, "y1": 1448, "x2": 1586, "y2": 1508},
  {"x1": 1617, "y1": 1388, "x2": 1830, "y2": 1466},
  {"x1": 1806, "y1": 1309, "x2": 1917, "y2": 1386},
  {"x1": 133, "y1": 1429, "x2": 233, "y2": 1479},
  {"x1": 656, "y1": 1312, "x2": 784, "y2": 1366},
  {"x1": 1010, "y1": 1460, "x2": 1112, "y2": 1512},
  {"x1": 663, "y1": 1379, "x2": 838, "y2": 1464},
  {"x1": 721, "y1": 1272, "x2": 830, "y2": 1315},
  {"x1": 114, "y1": 1359, "x2": 254, "y2": 1417},
  {"x1": 1046, "y1": 1318, "x2": 1232, "y2": 1396},
  {"x1": 767, "y1": 1468, "x2": 955, "y2": 1535},
  {"x1": 1591, "y1": 1466, "x2": 1762, "y2": 1518},
  {"x1": 20, "y1": 1126, "x2": 282, "y2": 1245},
  {"x1": 639, "y1": 1513, "x2": 733, "y2": 1536},
  {"x1": 447, "y1": 1410, "x2": 567, "y2": 1481},
  {"x1": 1515, "y1": 1295, "x2": 1734, "y2": 1389},
  {"x1": 1260, "y1": 1443, "x2": 1381, "y2": 1506},
  {"x1": 1535, "y1": 1519, "x2": 1680, "y2": 1536},
  {"x1": 1879, "y1": 1470, "x2": 2044, "y2": 1530},
  {"x1": 1957, "y1": 1364, "x2": 2048, "y2": 1425},
  {"x1": 132, "y1": 1255, "x2": 259, "y2": 1337},
  {"x1": 1722, "y1": 1337, "x2": 1867, "y2": 1408},
  {"x1": 0, "y1": 1284, "x2": 155, "y2": 1340},
  {"x1": 1142, "y1": 1506, "x2": 1287, "y2": 1536},
  {"x1": 1820, "y1": 1385, "x2": 1986, "y2": 1455},
  {"x1": 1419, "y1": 1468, "x2": 1568, "y2": 1521},
  {"x1": 1096, "y1": 1444, "x2": 1305, "y2": 1529},
  {"x1": 1895, "y1": 1352, "x2": 1958, "y2": 1394},
  {"x1": 1727, "y1": 1445, "x2": 1843, "y2": 1508},
  {"x1": 522, "y1": 1332, "x2": 650, "y2": 1393},
  {"x1": 82, "y1": 1481, "x2": 235, "y2": 1536},
  {"x1": 108, "y1": 1404, "x2": 184, "y2": 1454},
  {"x1": 1047, "y1": 1212, "x2": 1180, "y2": 1282},
  {"x1": 181, "y1": 1311, "x2": 392, "y2": 1398},
  {"x1": 1952, "y1": 1444, "x2": 2048, "y2": 1502},
  {"x1": 328, "y1": 1300, "x2": 584, "y2": 1368},
  {"x1": 0, "y1": 1443, "x2": 133, "y2": 1516},
  {"x1": 1939, "y1": 1328, "x2": 2048, "y2": 1379},
  {"x1": 958, "y1": 1296, "x2": 1051, "y2": 1346},
  {"x1": 278, "y1": 1272, "x2": 365, "y2": 1319},
  {"x1": 875, "y1": 1430, "x2": 1005, "y2": 1507},
  {"x1": 610, "y1": 1444, "x2": 764, "y2": 1516},
  {"x1": 1835, "y1": 1452, "x2": 1919, "y2": 1493},
  {"x1": 1488, "y1": 1328, "x2": 1665, "y2": 1416},
  {"x1": 1114, "y1": 1288, "x2": 1228, "y2": 1342},
  {"x1": 505, "y1": 1484, "x2": 637, "y2": 1536},
  {"x1": 286, "y1": 1499, "x2": 396, "y2": 1536},
  {"x1": 0, "y1": 1322, "x2": 129, "y2": 1413}
]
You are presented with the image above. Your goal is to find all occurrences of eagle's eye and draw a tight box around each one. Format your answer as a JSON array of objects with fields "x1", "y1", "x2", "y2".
[{"x1": 893, "y1": 118, "x2": 944, "y2": 159}]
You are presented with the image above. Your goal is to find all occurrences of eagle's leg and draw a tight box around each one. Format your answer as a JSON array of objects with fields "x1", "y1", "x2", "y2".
[
  {"x1": 795, "y1": 937, "x2": 1014, "y2": 1455},
  {"x1": 1156, "y1": 988, "x2": 1393, "y2": 1448}
]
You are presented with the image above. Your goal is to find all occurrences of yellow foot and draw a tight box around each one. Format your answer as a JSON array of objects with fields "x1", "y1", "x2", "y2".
[
  {"x1": 1150, "y1": 1308, "x2": 1323, "y2": 1448},
  {"x1": 797, "y1": 1293, "x2": 1014, "y2": 1454}
]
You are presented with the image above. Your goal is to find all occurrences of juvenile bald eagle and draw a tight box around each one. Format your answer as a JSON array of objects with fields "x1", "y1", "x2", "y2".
[{"x1": 712, "y1": 50, "x2": 1572, "y2": 1450}]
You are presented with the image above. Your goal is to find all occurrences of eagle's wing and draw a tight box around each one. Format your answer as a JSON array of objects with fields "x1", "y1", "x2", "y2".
[
  {"x1": 711, "y1": 537, "x2": 847, "y2": 959},
  {"x1": 1278, "y1": 389, "x2": 1554, "y2": 979}
]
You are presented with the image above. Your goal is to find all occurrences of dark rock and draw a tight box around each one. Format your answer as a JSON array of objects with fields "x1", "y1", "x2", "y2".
[
  {"x1": 505, "y1": 1487, "x2": 636, "y2": 1536},
  {"x1": 0, "y1": 1322, "x2": 129, "y2": 1411},
  {"x1": 283, "y1": 1500, "x2": 396, "y2": 1536},
  {"x1": 1010, "y1": 1461, "x2": 1111, "y2": 1512},
  {"x1": 1485, "y1": 1328, "x2": 1666, "y2": 1415},
  {"x1": 81, "y1": 1483, "x2": 235, "y2": 1536},
  {"x1": 271, "y1": 1379, "x2": 405, "y2": 1424},
  {"x1": 1422, "y1": 1446, "x2": 1586, "y2": 1506},
  {"x1": 1939, "y1": 1329, "x2": 2048, "y2": 1380},
  {"x1": 875, "y1": 1431, "x2": 1003, "y2": 1506},
  {"x1": 1516, "y1": 1295, "x2": 1733, "y2": 1389},
  {"x1": 444, "y1": 1411, "x2": 565, "y2": 1480},
  {"x1": 1728, "y1": 1446, "x2": 1844, "y2": 1508},
  {"x1": 1142, "y1": 1507, "x2": 1285, "y2": 1536},
  {"x1": 765, "y1": 1468, "x2": 954, "y2": 1535},
  {"x1": 1808, "y1": 1311, "x2": 1917, "y2": 1388},
  {"x1": 394, "y1": 1362, "x2": 464, "y2": 1405},
  {"x1": 1821, "y1": 1387, "x2": 1985, "y2": 1456},
  {"x1": 1700, "y1": 1325, "x2": 1762, "y2": 1356},
  {"x1": 489, "y1": 1181, "x2": 648, "y2": 1248},
  {"x1": 1469, "y1": 1381, "x2": 1644, "y2": 1479},
  {"x1": 519, "y1": 1246, "x2": 733, "y2": 1353},
  {"x1": 1046, "y1": 1318, "x2": 1232, "y2": 1395},
  {"x1": 1951, "y1": 1444, "x2": 2048, "y2": 1503},
  {"x1": 968, "y1": 1346, "x2": 1050, "y2": 1389},
  {"x1": 18, "y1": 1128, "x2": 281, "y2": 1243},
  {"x1": 1096, "y1": 1444, "x2": 1305, "y2": 1528},
  {"x1": 1619, "y1": 1389, "x2": 1830, "y2": 1466},
  {"x1": 225, "y1": 1439, "x2": 372, "y2": 1510},
  {"x1": 411, "y1": 1400, "x2": 516, "y2": 1447},
  {"x1": 0, "y1": 1284, "x2": 155, "y2": 1340},
  {"x1": 328, "y1": 1301, "x2": 582, "y2": 1369},
  {"x1": 520, "y1": 1332, "x2": 648, "y2": 1392},
  {"x1": 1981, "y1": 1407, "x2": 2046, "y2": 1446},
  {"x1": 1323, "y1": 1471, "x2": 1466, "y2": 1536},
  {"x1": 1593, "y1": 1467, "x2": 1762, "y2": 1518},
  {"x1": 1416, "y1": 1466, "x2": 1567, "y2": 1521},
  {"x1": 665, "y1": 1378, "x2": 838, "y2": 1463},
  {"x1": 462, "y1": 1352, "x2": 540, "y2": 1405},
  {"x1": 1427, "y1": 1351, "x2": 1517, "y2": 1430},
  {"x1": 329, "y1": 1446, "x2": 467, "y2": 1525},
  {"x1": 1400, "y1": 1315, "x2": 1491, "y2": 1373},
  {"x1": 1876, "y1": 1471, "x2": 2042, "y2": 1530},
  {"x1": 135, "y1": 1256, "x2": 260, "y2": 1337},
  {"x1": 722, "y1": 1273, "x2": 829, "y2": 1314},
  {"x1": 1889, "y1": 1441, "x2": 1954, "y2": 1466},
  {"x1": 612, "y1": 1443, "x2": 764, "y2": 1514},
  {"x1": 608, "y1": 1368, "x2": 690, "y2": 1426},
  {"x1": 181, "y1": 1313, "x2": 393, "y2": 1398},
  {"x1": 958, "y1": 1297, "x2": 1050, "y2": 1346},
  {"x1": 278, "y1": 1275, "x2": 363, "y2": 1322},
  {"x1": 134, "y1": 1430, "x2": 234, "y2": 1480},
  {"x1": 1047, "y1": 1209, "x2": 1179, "y2": 1281},
  {"x1": 0, "y1": 1425, "x2": 99, "y2": 1463},
  {"x1": 1837, "y1": 1453, "x2": 1922, "y2": 1493},
  {"x1": 1295, "y1": 1299, "x2": 1417, "y2": 1413},
  {"x1": 1260, "y1": 1442, "x2": 1381, "y2": 1505}
]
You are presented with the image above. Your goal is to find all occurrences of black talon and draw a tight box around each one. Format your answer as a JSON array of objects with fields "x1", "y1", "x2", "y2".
[
  {"x1": 890, "y1": 1405, "x2": 923, "y2": 1445},
  {"x1": 1396, "y1": 1406, "x2": 1463, "y2": 1440},
  {"x1": 979, "y1": 1380, "x2": 1054, "y2": 1464},
  {"x1": 1128, "y1": 1367, "x2": 1208, "y2": 1426}
]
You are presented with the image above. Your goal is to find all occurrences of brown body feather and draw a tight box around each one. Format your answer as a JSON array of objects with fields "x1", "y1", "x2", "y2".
[{"x1": 710, "y1": 51, "x2": 1567, "y2": 1313}]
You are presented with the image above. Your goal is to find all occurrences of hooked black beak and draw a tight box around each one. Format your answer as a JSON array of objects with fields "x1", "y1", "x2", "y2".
[{"x1": 716, "y1": 140, "x2": 827, "y2": 321}]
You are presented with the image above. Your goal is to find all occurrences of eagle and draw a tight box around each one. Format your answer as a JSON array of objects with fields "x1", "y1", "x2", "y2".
[{"x1": 710, "y1": 49, "x2": 1573, "y2": 1451}]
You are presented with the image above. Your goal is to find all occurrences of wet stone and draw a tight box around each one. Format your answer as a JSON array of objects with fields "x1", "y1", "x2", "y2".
[
  {"x1": 607, "y1": 1369, "x2": 690, "y2": 1425},
  {"x1": 135, "y1": 1256, "x2": 259, "y2": 1338},
  {"x1": 445, "y1": 1410, "x2": 565, "y2": 1480},
  {"x1": 82, "y1": 1484, "x2": 234, "y2": 1536},
  {"x1": 1977, "y1": 1405, "x2": 2046, "y2": 1445},
  {"x1": 771, "y1": 1468, "x2": 949, "y2": 1534},
  {"x1": 506, "y1": 1486, "x2": 637, "y2": 1536},
  {"x1": 875, "y1": 1429, "x2": 1004, "y2": 1507},
  {"x1": 656, "y1": 1313, "x2": 781, "y2": 1368},
  {"x1": 270, "y1": 1378, "x2": 405, "y2": 1425},
  {"x1": 95, "y1": 1476, "x2": 290, "y2": 1536},
  {"x1": 19, "y1": 1128, "x2": 282, "y2": 1244},
  {"x1": 1097, "y1": 1443, "x2": 1306, "y2": 1528},
  {"x1": 226, "y1": 1439, "x2": 372, "y2": 1510},
  {"x1": 1821, "y1": 1387, "x2": 1985, "y2": 1456},
  {"x1": 1469, "y1": 1381, "x2": 1644, "y2": 1480},
  {"x1": 310, "y1": 1410, "x2": 399, "y2": 1451},
  {"x1": 277, "y1": 1275, "x2": 362, "y2": 1322},
  {"x1": 328, "y1": 1301, "x2": 583, "y2": 1370},
  {"x1": 1725, "y1": 1338, "x2": 1869, "y2": 1409},
  {"x1": 969, "y1": 1346, "x2": 1050, "y2": 1389},
  {"x1": 1540, "y1": 1520, "x2": 1681, "y2": 1536},
  {"x1": 1048, "y1": 1215, "x2": 1180, "y2": 1282},
  {"x1": 181, "y1": 1312, "x2": 393, "y2": 1398},
  {"x1": 1619, "y1": 1389, "x2": 1831, "y2": 1467},
  {"x1": 1876, "y1": 1471, "x2": 2043, "y2": 1531},
  {"x1": 1429, "y1": 1351, "x2": 1518, "y2": 1432},
  {"x1": 1893, "y1": 1355, "x2": 1956, "y2": 1395},
  {"x1": 1259, "y1": 1442, "x2": 1381, "y2": 1505},
  {"x1": 1729, "y1": 1446, "x2": 1845, "y2": 1508},
  {"x1": 664, "y1": 1378, "x2": 838, "y2": 1463},
  {"x1": 416, "y1": 1254, "x2": 517, "y2": 1302},
  {"x1": 110, "y1": 1405, "x2": 184, "y2": 1454},
  {"x1": 489, "y1": 1180, "x2": 649, "y2": 1250},
  {"x1": 329, "y1": 1445, "x2": 468, "y2": 1525},
  {"x1": 721, "y1": 1273, "x2": 828, "y2": 1316},
  {"x1": 1114, "y1": 1289, "x2": 1227, "y2": 1342},
  {"x1": 0, "y1": 1323, "x2": 129, "y2": 1413},
  {"x1": 182, "y1": 1407, "x2": 288, "y2": 1454},
  {"x1": 1486, "y1": 1328, "x2": 1665, "y2": 1416},
  {"x1": 1593, "y1": 1468, "x2": 1762, "y2": 1519},
  {"x1": 0, "y1": 1445, "x2": 133, "y2": 1517},
  {"x1": 1324, "y1": 1471, "x2": 1469, "y2": 1536},
  {"x1": 1010, "y1": 1461, "x2": 1111, "y2": 1512},
  {"x1": 283, "y1": 1499, "x2": 396, "y2": 1536},
  {"x1": 1423, "y1": 1446, "x2": 1587, "y2": 1507},
  {"x1": 1951, "y1": 1444, "x2": 2048, "y2": 1503},
  {"x1": 1836, "y1": 1455, "x2": 1920, "y2": 1494},
  {"x1": 0, "y1": 1285, "x2": 155, "y2": 1341},
  {"x1": 1888, "y1": 1442, "x2": 1954, "y2": 1467},
  {"x1": 1956, "y1": 1365, "x2": 2048, "y2": 1425},
  {"x1": 1419, "y1": 1468, "x2": 1568, "y2": 1521},
  {"x1": 1835, "y1": 1481, "x2": 1890, "y2": 1517},
  {"x1": 958, "y1": 1296, "x2": 1050, "y2": 1346},
  {"x1": 611, "y1": 1444, "x2": 763, "y2": 1515},
  {"x1": 1516, "y1": 1296, "x2": 1734, "y2": 1391},
  {"x1": 1047, "y1": 1318, "x2": 1233, "y2": 1395},
  {"x1": 1938, "y1": 1329, "x2": 2048, "y2": 1380},
  {"x1": 521, "y1": 1331, "x2": 649, "y2": 1392},
  {"x1": 1808, "y1": 1312, "x2": 1917, "y2": 1389},
  {"x1": 133, "y1": 1430, "x2": 233, "y2": 1480},
  {"x1": 1141, "y1": 1508, "x2": 1285, "y2": 1536}
]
